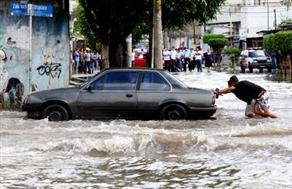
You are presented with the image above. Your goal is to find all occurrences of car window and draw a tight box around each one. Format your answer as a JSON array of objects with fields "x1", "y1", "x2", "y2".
[
  {"x1": 90, "y1": 71, "x2": 138, "y2": 90},
  {"x1": 161, "y1": 72, "x2": 187, "y2": 89},
  {"x1": 248, "y1": 51, "x2": 256, "y2": 57},
  {"x1": 139, "y1": 72, "x2": 170, "y2": 91}
]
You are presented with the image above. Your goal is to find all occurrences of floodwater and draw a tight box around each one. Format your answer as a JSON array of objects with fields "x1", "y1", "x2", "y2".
[{"x1": 1, "y1": 71, "x2": 292, "y2": 189}]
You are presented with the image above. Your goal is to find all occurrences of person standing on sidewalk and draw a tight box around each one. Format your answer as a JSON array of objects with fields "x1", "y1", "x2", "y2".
[
  {"x1": 204, "y1": 48, "x2": 213, "y2": 72},
  {"x1": 194, "y1": 47, "x2": 203, "y2": 72}
]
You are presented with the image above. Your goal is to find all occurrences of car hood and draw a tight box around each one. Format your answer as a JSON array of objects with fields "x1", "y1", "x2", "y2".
[
  {"x1": 28, "y1": 86, "x2": 81, "y2": 102},
  {"x1": 252, "y1": 56, "x2": 267, "y2": 60}
]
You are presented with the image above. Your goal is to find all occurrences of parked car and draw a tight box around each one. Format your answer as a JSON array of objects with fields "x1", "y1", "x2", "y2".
[
  {"x1": 239, "y1": 49, "x2": 272, "y2": 73},
  {"x1": 22, "y1": 68, "x2": 217, "y2": 121}
]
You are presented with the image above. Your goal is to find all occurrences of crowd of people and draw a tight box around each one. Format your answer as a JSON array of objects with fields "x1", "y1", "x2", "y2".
[
  {"x1": 72, "y1": 48, "x2": 101, "y2": 74},
  {"x1": 71, "y1": 46, "x2": 215, "y2": 74},
  {"x1": 162, "y1": 46, "x2": 214, "y2": 73}
]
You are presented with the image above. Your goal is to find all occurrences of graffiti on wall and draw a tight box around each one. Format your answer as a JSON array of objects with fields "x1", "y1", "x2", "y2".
[
  {"x1": 36, "y1": 52, "x2": 62, "y2": 78},
  {"x1": 36, "y1": 62, "x2": 62, "y2": 78}
]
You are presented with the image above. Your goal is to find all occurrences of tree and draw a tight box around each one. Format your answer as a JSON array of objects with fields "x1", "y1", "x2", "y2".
[
  {"x1": 162, "y1": 0, "x2": 225, "y2": 29},
  {"x1": 77, "y1": 0, "x2": 226, "y2": 69},
  {"x1": 264, "y1": 31, "x2": 292, "y2": 81},
  {"x1": 203, "y1": 34, "x2": 228, "y2": 71},
  {"x1": 223, "y1": 47, "x2": 241, "y2": 73},
  {"x1": 79, "y1": 0, "x2": 149, "y2": 69}
]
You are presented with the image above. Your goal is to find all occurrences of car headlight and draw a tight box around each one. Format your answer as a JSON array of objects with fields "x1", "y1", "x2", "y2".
[
  {"x1": 23, "y1": 95, "x2": 42, "y2": 104},
  {"x1": 23, "y1": 95, "x2": 30, "y2": 104}
]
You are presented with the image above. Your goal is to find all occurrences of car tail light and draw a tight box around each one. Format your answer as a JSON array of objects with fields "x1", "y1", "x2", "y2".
[{"x1": 212, "y1": 93, "x2": 216, "y2": 105}]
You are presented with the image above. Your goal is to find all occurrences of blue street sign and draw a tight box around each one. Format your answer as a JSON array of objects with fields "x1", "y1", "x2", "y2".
[
  {"x1": 10, "y1": 3, "x2": 28, "y2": 16},
  {"x1": 33, "y1": 4, "x2": 53, "y2": 17},
  {"x1": 10, "y1": 3, "x2": 53, "y2": 17}
]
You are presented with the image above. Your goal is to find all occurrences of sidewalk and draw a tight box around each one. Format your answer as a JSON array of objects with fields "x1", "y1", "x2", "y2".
[{"x1": 70, "y1": 70, "x2": 100, "y2": 86}]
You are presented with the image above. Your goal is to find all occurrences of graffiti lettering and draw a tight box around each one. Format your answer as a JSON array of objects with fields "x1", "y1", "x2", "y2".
[{"x1": 37, "y1": 62, "x2": 62, "y2": 78}]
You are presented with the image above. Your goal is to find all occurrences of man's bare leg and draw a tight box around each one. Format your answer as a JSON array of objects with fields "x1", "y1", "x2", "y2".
[{"x1": 254, "y1": 103, "x2": 278, "y2": 118}]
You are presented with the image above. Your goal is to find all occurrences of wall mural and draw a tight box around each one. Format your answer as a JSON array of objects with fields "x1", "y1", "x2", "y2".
[
  {"x1": 0, "y1": 35, "x2": 26, "y2": 109},
  {"x1": 0, "y1": 0, "x2": 70, "y2": 109}
]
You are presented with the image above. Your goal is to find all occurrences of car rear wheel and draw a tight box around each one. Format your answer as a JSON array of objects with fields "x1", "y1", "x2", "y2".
[
  {"x1": 42, "y1": 104, "x2": 69, "y2": 121},
  {"x1": 160, "y1": 104, "x2": 187, "y2": 120}
]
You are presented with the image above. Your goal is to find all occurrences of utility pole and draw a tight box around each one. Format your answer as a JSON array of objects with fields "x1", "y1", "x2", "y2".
[
  {"x1": 274, "y1": 9, "x2": 277, "y2": 29},
  {"x1": 126, "y1": 34, "x2": 132, "y2": 67},
  {"x1": 229, "y1": 6, "x2": 233, "y2": 46},
  {"x1": 153, "y1": 0, "x2": 163, "y2": 69},
  {"x1": 267, "y1": 0, "x2": 269, "y2": 31},
  {"x1": 28, "y1": 3, "x2": 33, "y2": 93}
]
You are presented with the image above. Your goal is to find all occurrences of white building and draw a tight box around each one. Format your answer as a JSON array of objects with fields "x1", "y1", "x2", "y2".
[{"x1": 206, "y1": 0, "x2": 292, "y2": 49}]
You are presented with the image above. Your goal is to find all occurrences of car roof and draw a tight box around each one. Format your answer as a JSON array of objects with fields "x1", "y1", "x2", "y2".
[{"x1": 103, "y1": 67, "x2": 165, "y2": 72}]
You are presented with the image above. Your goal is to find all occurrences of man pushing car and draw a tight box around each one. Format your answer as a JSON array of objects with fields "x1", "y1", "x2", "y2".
[{"x1": 215, "y1": 75, "x2": 278, "y2": 119}]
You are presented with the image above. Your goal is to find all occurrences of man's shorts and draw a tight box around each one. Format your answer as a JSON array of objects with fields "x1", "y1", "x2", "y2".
[
  {"x1": 256, "y1": 93, "x2": 270, "y2": 111},
  {"x1": 245, "y1": 93, "x2": 270, "y2": 116}
]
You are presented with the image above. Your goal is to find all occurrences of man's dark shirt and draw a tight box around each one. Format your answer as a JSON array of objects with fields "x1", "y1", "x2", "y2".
[{"x1": 232, "y1": 80, "x2": 266, "y2": 104}]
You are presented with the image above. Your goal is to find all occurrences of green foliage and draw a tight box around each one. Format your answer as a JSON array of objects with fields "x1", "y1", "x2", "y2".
[
  {"x1": 263, "y1": 34, "x2": 276, "y2": 53},
  {"x1": 207, "y1": 38, "x2": 228, "y2": 49},
  {"x1": 72, "y1": 5, "x2": 99, "y2": 50},
  {"x1": 223, "y1": 47, "x2": 241, "y2": 62},
  {"x1": 223, "y1": 47, "x2": 241, "y2": 73},
  {"x1": 79, "y1": 0, "x2": 148, "y2": 43},
  {"x1": 162, "y1": 0, "x2": 226, "y2": 29},
  {"x1": 203, "y1": 34, "x2": 226, "y2": 44},
  {"x1": 223, "y1": 47, "x2": 241, "y2": 58},
  {"x1": 264, "y1": 31, "x2": 292, "y2": 54}
]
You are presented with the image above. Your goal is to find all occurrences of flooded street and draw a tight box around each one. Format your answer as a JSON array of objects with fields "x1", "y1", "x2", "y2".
[{"x1": 1, "y1": 71, "x2": 292, "y2": 188}]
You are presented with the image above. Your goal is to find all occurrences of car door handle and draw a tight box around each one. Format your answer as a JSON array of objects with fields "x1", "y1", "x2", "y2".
[{"x1": 126, "y1": 94, "x2": 133, "y2": 98}]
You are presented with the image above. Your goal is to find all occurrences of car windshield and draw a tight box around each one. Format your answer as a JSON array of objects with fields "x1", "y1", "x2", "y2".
[
  {"x1": 248, "y1": 51, "x2": 256, "y2": 57},
  {"x1": 255, "y1": 50, "x2": 266, "y2": 57}
]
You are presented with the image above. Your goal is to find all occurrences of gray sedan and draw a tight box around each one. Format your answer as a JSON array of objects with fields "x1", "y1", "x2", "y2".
[{"x1": 22, "y1": 68, "x2": 217, "y2": 121}]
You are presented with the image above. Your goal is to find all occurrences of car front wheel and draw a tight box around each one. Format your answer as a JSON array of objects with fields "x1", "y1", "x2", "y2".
[
  {"x1": 160, "y1": 104, "x2": 187, "y2": 120},
  {"x1": 42, "y1": 104, "x2": 69, "y2": 121}
]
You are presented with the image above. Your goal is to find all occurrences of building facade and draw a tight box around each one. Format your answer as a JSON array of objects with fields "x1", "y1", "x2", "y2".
[
  {"x1": 0, "y1": 0, "x2": 70, "y2": 108},
  {"x1": 207, "y1": 0, "x2": 292, "y2": 49},
  {"x1": 167, "y1": 0, "x2": 292, "y2": 50}
]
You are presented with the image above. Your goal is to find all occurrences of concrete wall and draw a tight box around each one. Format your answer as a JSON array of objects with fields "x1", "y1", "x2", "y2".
[{"x1": 0, "y1": 0, "x2": 70, "y2": 108}]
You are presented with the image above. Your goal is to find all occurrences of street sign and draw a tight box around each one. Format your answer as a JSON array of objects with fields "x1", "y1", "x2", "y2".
[
  {"x1": 10, "y1": 3, "x2": 28, "y2": 16},
  {"x1": 32, "y1": 4, "x2": 53, "y2": 17},
  {"x1": 10, "y1": 3, "x2": 53, "y2": 17}
]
